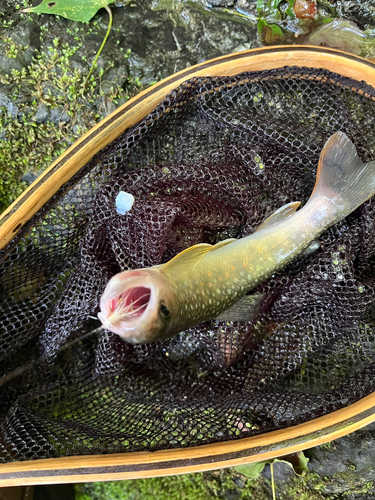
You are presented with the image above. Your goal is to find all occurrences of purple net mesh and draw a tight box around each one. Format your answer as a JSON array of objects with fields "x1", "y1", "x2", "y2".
[{"x1": 0, "y1": 66, "x2": 375, "y2": 462}]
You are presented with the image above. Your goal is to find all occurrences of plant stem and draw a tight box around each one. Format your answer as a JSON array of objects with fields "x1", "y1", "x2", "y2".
[
  {"x1": 271, "y1": 462, "x2": 276, "y2": 500},
  {"x1": 84, "y1": 5, "x2": 113, "y2": 87}
]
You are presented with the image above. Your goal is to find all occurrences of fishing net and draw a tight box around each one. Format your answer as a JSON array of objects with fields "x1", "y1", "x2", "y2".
[{"x1": 1, "y1": 65, "x2": 375, "y2": 462}]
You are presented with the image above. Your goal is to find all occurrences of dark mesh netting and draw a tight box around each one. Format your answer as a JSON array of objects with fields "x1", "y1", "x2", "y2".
[{"x1": 1, "y1": 66, "x2": 375, "y2": 462}]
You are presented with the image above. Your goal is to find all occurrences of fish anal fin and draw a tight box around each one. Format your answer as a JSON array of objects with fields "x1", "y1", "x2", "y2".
[
  {"x1": 161, "y1": 243, "x2": 212, "y2": 276},
  {"x1": 255, "y1": 202, "x2": 301, "y2": 232},
  {"x1": 216, "y1": 294, "x2": 263, "y2": 322}
]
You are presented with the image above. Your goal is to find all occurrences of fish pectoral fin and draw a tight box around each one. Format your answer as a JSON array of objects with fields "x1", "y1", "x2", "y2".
[
  {"x1": 255, "y1": 201, "x2": 301, "y2": 232},
  {"x1": 215, "y1": 294, "x2": 264, "y2": 322},
  {"x1": 161, "y1": 243, "x2": 212, "y2": 276}
]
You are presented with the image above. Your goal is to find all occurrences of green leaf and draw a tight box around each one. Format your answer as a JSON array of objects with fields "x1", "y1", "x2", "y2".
[
  {"x1": 234, "y1": 461, "x2": 268, "y2": 480},
  {"x1": 275, "y1": 451, "x2": 309, "y2": 476},
  {"x1": 234, "y1": 451, "x2": 309, "y2": 480},
  {"x1": 22, "y1": 0, "x2": 115, "y2": 23}
]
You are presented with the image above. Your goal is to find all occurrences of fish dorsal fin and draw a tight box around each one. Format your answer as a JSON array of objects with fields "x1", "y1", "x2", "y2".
[
  {"x1": 161, "y1": 243, "x2": 212, "y2": 276},
  {"x1": 212, "y1": 238, "x2": 237, "y2": 250},
  {"x1": 255, "y1": 201, "x2": 301, "y2": 232},
  {"x1": 161, "y1": 238, "x2": 237, "y2": 276}
]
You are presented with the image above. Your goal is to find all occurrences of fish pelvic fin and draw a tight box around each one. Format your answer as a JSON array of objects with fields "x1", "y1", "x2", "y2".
[
  {"x1": 255, "y1": 202, "x2": 301, "y2": 232},
  {"x1": 310, "y1": 131, "x2": 375, "y2": 222},
  {"x1": 161, "y1": 243, "x2": 212, "y2": 277}
]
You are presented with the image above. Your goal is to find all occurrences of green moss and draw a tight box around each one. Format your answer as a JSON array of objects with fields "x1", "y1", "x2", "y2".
[
  {"x1": 285, "y1": 472, "x2": 334, "y2": 500},
  {"x1": 74, "y1": 465, "x2": 346, "y2": 500},
  {"x1": 74, "y1": 468, "x2": 282, "y2": 500},
  {"x1": 75, "y1": 471, "x2": 221, "y2": 500},
  {"x1": 0, "y1": 30, "x2": 142, "y2": 214},
  {"x1": 318, "y1": 441, "x2": 334, "y2": 450},
  {"x1": 331, "y1": 467, "x2": 375, "y2": 497}
]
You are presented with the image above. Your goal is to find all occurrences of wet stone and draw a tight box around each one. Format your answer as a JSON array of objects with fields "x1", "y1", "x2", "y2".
[
  {"x1": 0, "y1": 24, "x2": 40, "y2": 74},
  {"x1": 102, "y1": 64, "x2": 129, "y2": 91},
  {"x1": 33, "y1": 104, "x2": 49, "y2": 124},
  {"x1": 210, "y1": 0, "x2": 236, "y2": 7},
  {"x1": 306, "y1": 426, "x2": 375, "y2": 496},
  {"x1": 337, "y1": 0, "x2": 375, "y2": 29},
  {"x1": 0, "y1": 91, "x2": 18, "y2": 118},
  {"x1": 21, "y1": 172, "x2": 38, "y2": 185},
  {"x1": 49, "y1": 107, "x2": 70, "y2": 125},
  {"x1": 42, "y1": 82, "x2": 65, "y2": 99}
]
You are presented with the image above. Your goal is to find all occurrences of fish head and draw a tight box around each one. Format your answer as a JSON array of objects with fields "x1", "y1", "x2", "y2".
[{"x1": 98, "y1": 268, "x2": 178, "y2": 344}]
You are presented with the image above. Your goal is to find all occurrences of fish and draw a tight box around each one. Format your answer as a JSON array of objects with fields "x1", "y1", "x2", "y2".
[{"x1": 98, "y1": 132, "x2": 375, "y2": 344}]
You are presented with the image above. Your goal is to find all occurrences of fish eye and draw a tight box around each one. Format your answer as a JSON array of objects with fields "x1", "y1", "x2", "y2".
[{"x1": 160, "y1": 304, "x2": 170, "y2": 318}]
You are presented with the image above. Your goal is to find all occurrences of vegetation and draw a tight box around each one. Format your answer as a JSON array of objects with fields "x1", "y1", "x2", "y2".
[{"x1": 0, "y1": 11, "x2": 142, "y2": 213}]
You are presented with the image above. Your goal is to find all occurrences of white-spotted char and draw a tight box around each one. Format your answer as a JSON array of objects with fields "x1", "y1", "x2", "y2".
[{"x1": 98, "y1": 132, "x2": 375, "y2": 344}]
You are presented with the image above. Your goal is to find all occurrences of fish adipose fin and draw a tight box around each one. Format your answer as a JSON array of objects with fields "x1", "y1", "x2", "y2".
[
  {"x1": 310, "y1": 131, "x2": 375, "y2": 222},
  {"x1": 215, "y1": 293, "x2": 264, "y2": 322},
  {"x1": 161, "y1": 243, "x2": 212, "y2": 276},
  {"x1": 255, "y1": 201, "x2": 301, "y2": 232}
]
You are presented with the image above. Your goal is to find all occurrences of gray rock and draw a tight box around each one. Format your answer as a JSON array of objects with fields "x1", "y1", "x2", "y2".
[
  {"x1": 42, "y1": 82, "x2": 65, "y2": 99},
  {"x1": 101, "y1": 81, "x2": 116, "y2": 95},
  {"x1": 16, "y1": 108, "x2": 33, "y2": 122},
  {"x1": 0, "y1": 91, "x2": 18, "y2": 118},
  {"x1": 33, "y1": 104, "x2": 50, "y2": 124},
  {"x1": 263, "y1": 461, "x2": 295, "y2": 485},
  {"x1": 0, "y1": 24, "x2": 40, "y2": 74},
  {"x1": 337, "y1": 0, "x2": 375, "y2": 29},
  {"x1": 0, "y1": 52, "x2": 24, "y2": 73},
  {"x1": 49, "y1": 107, "x2": 70, "y2": 124},
  {"x1": 69, "y1": 58, "x2": 87, "y2": 72},
  {"x1": 102, "y1": 64, "x2": 129, "y2": 90},
  {"x1": 21, "y1": 171, "x2": 38, "y2": 185},
  {"x1": 236, "y1": 0, "x2": 257, "y2": 11},
  {"x1": 72, "y1": 125, "x2": 81, "y2": 136},
  {"x1": 32, "y1": 104, "x2": 71, "y2": 125},
  {"x1": 21, "y1": 167, "x2": 46, "y2": 186},
  {"x1": 104, "y1": 101, "x2": 117, "y2": 116},
  {"x1": 210, "y1": 0, "x2": 235, "y2": 7},
  {"x1": 306, "y1": 428, "x2": 375, "y2": 496}
]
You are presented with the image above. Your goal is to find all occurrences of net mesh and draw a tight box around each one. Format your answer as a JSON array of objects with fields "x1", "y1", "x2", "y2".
[{"x1": 1, "y1": 66, "x2": 375, "y2": 462}]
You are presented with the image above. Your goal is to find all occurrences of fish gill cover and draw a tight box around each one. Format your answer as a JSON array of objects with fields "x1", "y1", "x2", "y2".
[{"x1": 0, "y1": 66, "x2": 375, "y2": 461}]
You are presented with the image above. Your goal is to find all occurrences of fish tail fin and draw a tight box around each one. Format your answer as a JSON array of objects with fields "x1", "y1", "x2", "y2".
[{"x1": 309, "y1": 131, "x2": 375, "y2": 223}]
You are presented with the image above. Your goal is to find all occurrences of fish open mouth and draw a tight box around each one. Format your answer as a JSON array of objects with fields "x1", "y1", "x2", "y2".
[{"x1": 110, "y1": 286, "x2": 151, "y2": 321}]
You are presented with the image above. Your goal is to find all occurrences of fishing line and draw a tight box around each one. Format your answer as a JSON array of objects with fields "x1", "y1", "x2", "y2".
[{"x1": 0, "y1": 324, "x2": 104, "y2": 388}]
